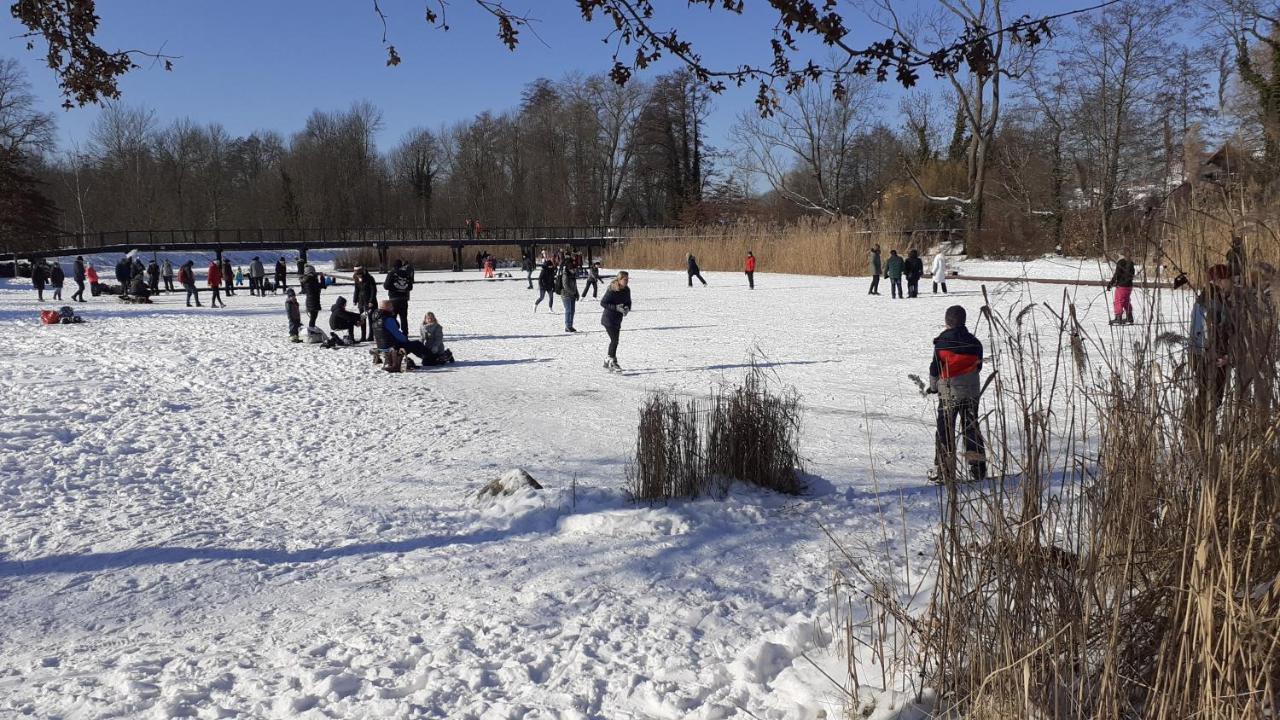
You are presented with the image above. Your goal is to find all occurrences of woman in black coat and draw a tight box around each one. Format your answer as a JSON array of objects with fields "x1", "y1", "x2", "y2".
[
  {"x1": 904, "y1": 249, "x2": 924, "y2": 298},
  {"x1": 300, "y1": 266, "x2": 322, "y2": 328},
  {"x1": 534, "y1": 261, "x2": 556, "y2": 311},
  {"x1": 600, "y1": 271, "x2": 632, "y2": 372}
]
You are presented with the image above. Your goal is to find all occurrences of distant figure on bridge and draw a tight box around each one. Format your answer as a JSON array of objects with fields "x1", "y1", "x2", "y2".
[
  {"x1": 178, "y1": 261, "x2": 200, "y2": 307},
  {"x1": 687, "y1": 254, "x2": 706, "y2": 287},
  {"x1": 384, "y1": 260, "x2": 414, "y2": 334},
  {"x1": 301, "y1": 265, "x2": 323, "y2": 327},
  {"x1": 31, "y1": 259, "x2": 48, "y2": 302},
  {"x1": 207, "y1": 261, "x2": 226, "y2": 308},
  {"x1": 72, "y1": 256, "x2": 86, "y2": 302},
  {"x1": 535, "y1": 261, "x2": 556, "y2": 312},
  {"x1": 275, "y1": 257, "x2": 288, "y2": 290},
  {"x1": 249, "y1": 257, "x2": 265, "y2": 296},
  {"x1": 745, "y1": 251, "x2": 756, "y2": 290},
  {"x1": 162, "y1": 260, "x2": 174, "y2": 292},
  {"x1": 146, "y1": 259, "x2": 160, "y2": 294},
  {"x1": 49, "y1": 260, "x2": 64, "y2": 301}
]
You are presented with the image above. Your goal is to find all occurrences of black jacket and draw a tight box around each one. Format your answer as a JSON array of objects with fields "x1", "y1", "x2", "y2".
[
  {"x1": 32, "y1": 264, "x2": 48, "y2": 287},
  {"x1": 538, "y1": 264, "x2": 556, "y2": 291},
  {"x1": 687, "y1": 256, "x2": 700, "y2": 275},
  {"x1": 353, "y1": 273, "x2": 378, "y2": 310},
  {"x1": 148, "y1": 262, "x2": 160, "y2": 281},
  {"x1": 275, "y1": 259, "x2": 287, "y2": 280},
  {"x1": 600, "y1": 286, "x2": 632, "y2": 330},
  {"x1": 929, "y1": 325, "x2": 983, "y2": 401},
  {"x1": 116, "y1": 259, "x2": 131, "y2": 284},
  {"x1": 49, "y1": 264, "x2": 64, "y2": 285},
  {"x1": 904, "y1": 255, "x2": 924, "y2": 280},
  {"x1": 329, "y1": 297, "x2": 360, "y2": 331},
  {"x1": 286, "y1": 297, "x2": 301, "y2": 324},
  {"x1": 73, "y1": 259, "x2": 85, "y2": 282},
  {"x1": 1109, "y1": 259, "x2": 1135, "y2": 288},
  {"x1": 384, "y1": 267, "x2": 413, "y2": 301},
  {"x1": 301, "y1": 274, "x2": 322, "y2": 312}
]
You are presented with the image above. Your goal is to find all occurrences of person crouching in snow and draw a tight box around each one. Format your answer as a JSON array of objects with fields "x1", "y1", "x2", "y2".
[
  {"x1": 325, "y1": 296, "x2": 362, "y2": 347},
  {"x1": 928, "y1": 305, "x2": 987, "y2": 483},
  {"x1": 373, "y1": 300, "x2": 434, "y2": 365},
  {"x1": 419, "y1": 312, "x2": 455, "y2": 364},
  {"x1": 285, "y1": 289, "x2": 302, "y2": 342},
  {"x1": 1106, "y1": 252, "x2": 1136, "y2": 325}
]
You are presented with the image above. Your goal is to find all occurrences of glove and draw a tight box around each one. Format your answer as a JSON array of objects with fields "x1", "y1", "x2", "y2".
[{"x1": 621, "y1": 305, "x2": 630, "y2": 316}]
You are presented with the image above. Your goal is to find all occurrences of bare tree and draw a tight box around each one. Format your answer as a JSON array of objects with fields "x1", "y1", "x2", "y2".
[{"x1": 0, "y1": 57, "x2": 56, "y2": 159}]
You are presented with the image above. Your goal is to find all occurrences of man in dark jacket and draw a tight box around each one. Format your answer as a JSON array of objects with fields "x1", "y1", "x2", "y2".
[
  {"x1": 116, "y1": 257, "x2": 131, "y2": 286},
  {"x1": 383, "y1": 260, "x2": 414, "y2": 334},
  {"x1": 560, "y1": 260, "x2": 580, "y2": 332},
  {"x1": 884, "y1": 249, "x2": 905, "y2": 299},
  {"x1": 300, "y1": 265, "x2": 323, "y2": 327},
  {"x1": 275, "y1": 257, "x2": 288, "y2": 290},
  {"x1": 31, "y1": 259, "x2": 48, "y2": 301},
  {"x1": 522, "y1": 254, "x2": 535, "y2": 289},
  {"x1": 326, "y1": 296, "x2": 362, "y2": 346},
  {"x1": 49, "y1": 261, "x2": 65, "y2": 301},
  {"x1": 147, "y1": 260, "x2": 161, "y2": 294},
  {"x1": 687, "y1": 254, "x2": 707, "y2": 287},
  {"x1": 71, "y1": 256, "x2": 86, "y2": 302},
  {"x1": 928, "y1": 305, "x2": 986, "y2": 483},
  {"x1": 178, "y1": 260, "x2": 201, "y2": 307},
  {"x1": 868, "y1": 245, "x2": 882, "y2": 295},
  {"x1": 904, "y1": 249, "x2": 924, "y2": 298},
  {"x1": 285, "y1": 289, "x2": 302, "y2": 342},
  {"x1": 535, "y1": 261, "x2": 556, "y2": 311},
  {"x1": 221, "y1": 258, "x2": 235, "y2": 296},
  {"x1": 1106, "y1": 253, "x2": 1136, "y2": 325}
]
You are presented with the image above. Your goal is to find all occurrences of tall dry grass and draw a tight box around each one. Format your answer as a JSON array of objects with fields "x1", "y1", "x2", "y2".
[
  {"x1": 830, "y1": 199, "x2": 1280, "y2": 718},
  {"x1": 334, "y1": 245, "x2": 527, "y2": 271},
  {"x1": 603, "y1": 218, "x2": 957, "y2": 277}
]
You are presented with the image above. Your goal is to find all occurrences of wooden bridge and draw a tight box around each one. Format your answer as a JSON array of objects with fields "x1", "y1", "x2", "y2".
[{"x1": 11, "y1": 226, "x2": 643, "y2": 272}]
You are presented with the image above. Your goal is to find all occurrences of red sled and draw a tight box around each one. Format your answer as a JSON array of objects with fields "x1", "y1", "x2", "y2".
[{"x1": 39, "y1": 310, "x2": 60, "y2": 325}]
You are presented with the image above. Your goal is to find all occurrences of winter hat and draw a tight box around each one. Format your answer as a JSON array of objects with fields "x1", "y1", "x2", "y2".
[
  {"x1": 1207, "y1": 264, "x2": 1232, "y2": 281},
  {"x1": 286, "y1": 289, "x2": 296, "y2": 298},
  {"x1": 304, "y1": 264, "x2": 316, "y2": 275},
  {"x1": 945, "y1": 305, "x2": 967, "y2": 328}
]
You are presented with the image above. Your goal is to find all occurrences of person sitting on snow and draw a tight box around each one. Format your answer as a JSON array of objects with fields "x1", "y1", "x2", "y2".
[
  {"x1": 373, "y1": 299, "x2": 434, "y2": 365},
  {"x1": 418, "y1": 312, "x2": 455, "y2": 365}
]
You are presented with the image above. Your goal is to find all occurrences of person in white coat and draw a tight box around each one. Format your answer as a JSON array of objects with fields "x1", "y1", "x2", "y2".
[{"x1": 931, "y1": 253, "x2": 949, "y2": 294}]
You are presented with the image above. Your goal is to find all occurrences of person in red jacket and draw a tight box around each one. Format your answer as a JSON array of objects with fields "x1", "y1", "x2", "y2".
[
  {"x1": 207, "y1": 260, "x2": 226, "y2": 308},
  {"x1": 745, "y1": 251, "x2": 757, "y2": 290}
]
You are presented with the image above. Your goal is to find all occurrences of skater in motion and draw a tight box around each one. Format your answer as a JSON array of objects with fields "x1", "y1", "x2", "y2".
[
  {"x1": 71, "y1": 256, "x2": 86, "y2": 302},
  {"x1": 535, "y1": 261, "x2": 556, "y2": 312},
  {"x1": 884, "y1": 249, "x2": 905, "y2": 299},
  {"x1": 904, "y1": 249, "x2": 923, "y2": 298},
  {"x1": 49, "y1": 260, "x2": 64, "y2": 301},
  {"x1": 687, "y1": 253, "x2": 707, "y2": 287},
  {"x1": 868, "y1": 244, "x2": 882, "y2": 295},
  {"x1": 1107, "y1": 252, "x2": 1136, "y2": 325},
  {"x1": 931, "y1": 252, "x2": 949, "y2": 294},
  {"x1": 927, "y1": 305, "x2": 987, "y2": 483},
  {"x1": 584, "y1": 262, "x2": 601, "y2": 298},
  {"x1": 600, "y1": 271, "x2": 632, "y2": 372},
  {"x1": 222, "y1": 257, "x2": 236, "y2": 297},
  {"x1": 285, "y1": 289, "x2": 302, "y2": 343},
  {"x1": 180, "y1": 260, "x2": 200, "y2": 306},
  {"x1": 301, "y1": 265, "x2": 322, "y2": 327},
  {"x1": 207, "y1": 260, "x2": 226, "y2": 308},
  {"x1": 418, "y1": 312, "x2": 455, "y2": 364},
  {"x1": 745, "y1": 251, "x2": 756, "y2": 289}
]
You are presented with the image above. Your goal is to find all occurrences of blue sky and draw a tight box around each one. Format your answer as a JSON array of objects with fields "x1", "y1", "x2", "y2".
[{"x1": 1, "y1": 1, "x2": 1085, "y2": 153}]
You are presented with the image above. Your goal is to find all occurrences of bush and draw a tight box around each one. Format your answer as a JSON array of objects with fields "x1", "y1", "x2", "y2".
[{"x1": 625, "y1": 392, "x2": 720, "y2": 502}]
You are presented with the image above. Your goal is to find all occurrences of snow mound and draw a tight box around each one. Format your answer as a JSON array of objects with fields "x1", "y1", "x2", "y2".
[
  {"x1": 476, "y1": 468, "x2": 543, "y2": 500},
  {"x1": 557, "y1": 506, "x2": 692, "y2": 538}
]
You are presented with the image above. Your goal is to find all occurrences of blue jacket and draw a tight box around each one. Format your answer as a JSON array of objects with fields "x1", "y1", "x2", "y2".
[{"x1": 377, "y1": 311, "x2": 410, "y2": 350}]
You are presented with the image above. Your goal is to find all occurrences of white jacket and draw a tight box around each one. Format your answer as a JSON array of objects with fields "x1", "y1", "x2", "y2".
[{"x1": 931, "y1": 254, "x2": 947, "y2": 284}]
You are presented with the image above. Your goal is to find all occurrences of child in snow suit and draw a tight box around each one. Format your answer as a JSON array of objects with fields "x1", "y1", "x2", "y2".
[
  {"x1": 87, "y1": 264, "x2": 101, "y2": 297},
  {"x1": 600, "y1": 272, "x2": 632, "y2": 371},
  {"x1": 285, "y1": 289, "x2": 302, "y2": 342},
  {"x1": 1107, "y1": 254, "x2": 1136, "y2": 325},
  {"x1": 884, "y1": 250, "x2": 905, "y2": 299},
  {"x1": 687, "y1": 254, "x2": 707, "y2": 287},
  {"x1": 928, "y1": 305, "x2": 987, "y2": 483}
]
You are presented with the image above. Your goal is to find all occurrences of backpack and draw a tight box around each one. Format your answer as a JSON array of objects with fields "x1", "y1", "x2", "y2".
[
  {"x1": 39, "y1": 310, "x2": 61, "y2": 325},
  {"x1": 304, "y1": 327, "x2": 326, "y2": 343}
]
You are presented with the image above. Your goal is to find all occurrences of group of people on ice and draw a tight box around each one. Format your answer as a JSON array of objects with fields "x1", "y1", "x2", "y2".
[
  {"x1": 27, "y1": 254, "x2": 298, "y2": 307},
  {"x1": 869, "y1": 245, "x2": 949, "y2": 298}
]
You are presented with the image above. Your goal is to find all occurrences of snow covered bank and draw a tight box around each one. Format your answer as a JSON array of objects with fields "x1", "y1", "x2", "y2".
[{"x1": 0, "y1": 265, "x2": 1179, "y2": 717}]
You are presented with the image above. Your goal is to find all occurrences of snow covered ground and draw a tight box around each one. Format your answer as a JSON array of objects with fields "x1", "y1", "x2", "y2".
[{"x1": 0, "y1": 264, "x2": 1179, "y2": 718}]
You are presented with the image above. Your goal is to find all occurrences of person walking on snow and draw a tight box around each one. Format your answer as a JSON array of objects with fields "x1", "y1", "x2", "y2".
[
  {"x1": 49, "y1": 261, "x2": 65, "y2": 301},
  {"x1": 285, "y1": 289, "x2": 302, "y2": 342},
  {"x1": 931, "y1": 252, "x2": 949, "y2": 294},
  {"x1": 687, "y1": 254, "x2": 707, "y2": 287},
  {"x1": 584, "y1": 262, "x2": 601, "y2": 298},
  {"x1": 301, "y1": 265, "x2": 323, "y2": 328},
  {"x1": 71, "y1": 256, "x2": 86, "y2": 302},
  {"x1": 884, "y1": 249, "x2": 905, "y2": 299},
  {"x1": 162, "y1": 259, "x2": 175, "y2": 292},
  {"x1": 383, "y1": 260, "x2": 414, "y2": 334},
  {"x1": 600, "y1": 271, "x2": 632, "y2": 372},
  {"x1": 179, "y1": 260, "x2": 201, "y2": 307},
  {"x1": 1106, "y1": 252, "x2": 1136, "y2": 325},
  {"x1": 31, "y1": 259, "x2": 47, "y2": 301},
  {"x1": 222, "y1": 258, "x2": 235, "y2": 296},
  {"x1": 928, "y1": 305, "x2": 987, "y2": 483},
  {"x1": 561, "y1": 259, "x2": 580, "y2": 332},
  {"x1": 275, "y1": 257, "x2": 288, "y2": 290},
  {"x1": 868, "y1": 245, "x2": 883, "y2": 295},
  {"x1": 745, "y1": 251, "x2": 757, "y2": 289},
  {"x1": 248, "y1": 257, "x2": 265, "y2": 296},
  {"x1": 535, "y1": 261, "x2": 556, "y2": 312},
  {"x1": 904, "y1": 249, "x2": 924, "y2": 298},
  {"x1": 147, "y1": 259, "x2": 160, "y2": 295},
  {"x1": 523, "y1": 254, "x2": 535, "y2": 289},
  {"x1": 207, "y1": 260, "x2": 226, "y2": 308},
  {"x1": 418, "y1": 312, "x2": 455, "y2": 364}
]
